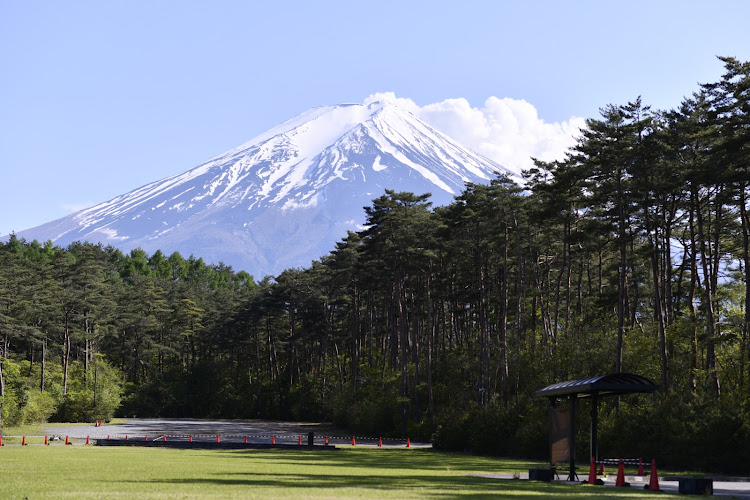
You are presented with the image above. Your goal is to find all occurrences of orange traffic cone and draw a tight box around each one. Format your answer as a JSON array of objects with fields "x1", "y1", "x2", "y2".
[
  {"x1": 351, "y1": 436, "x2": 356, "y2": 446},
  {"x1": 163, "y1": 435, "x2": 167, "y2": 442},
  {"x1": 22, "y1": 436, "x2": 27, "y2": 446},
  {"x1": 406, "y1": 438, "x2": 410, "y2": 448},
  {"x1": 244, "y1": 435, "x2": 248, "y2": 444},
  {"x1": 378, "y1": 437, "x2": 383, "y2": 447},
  {"x1": 86, "y1": 436, "x2": 90, "y2": 445},
  {"x1": 324, "y1": 435, "x2": 328, "y2": 445},
  {"x1": 271, "y1": 435, "x2": 276, "y2": 445},
  {"x1": 65, "y1": 436, "x2": 70, "y2": 445},
  {"x1": 587, "y1": 458, "x2": 597, "y2": 484},
  {"x1": 189, "y1": 435, "x2": 193, "y2": 443},
  {"x1": 45, "y1": 435, "x2": 49, "y2": 446},
  {"x1": 615, "y1": 459, "x2": 625, "y2": 487},
  {"x1": 298, "y1": 435, "x2": 302, "y2": 445},
  {"x1": 216, "y1": 435, "x2": 220, "y2": 443},
  {"x1": 145, "y1": 435, "x2": 148, "y2": 441},
  {"x1": 647, "y1": 460, "x2": 660, "y2": 491}
]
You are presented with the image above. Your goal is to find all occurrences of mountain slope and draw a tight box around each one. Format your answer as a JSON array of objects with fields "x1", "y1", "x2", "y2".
[{"x1": 14, "y1": 100, "x2": 519, "y2": 277}]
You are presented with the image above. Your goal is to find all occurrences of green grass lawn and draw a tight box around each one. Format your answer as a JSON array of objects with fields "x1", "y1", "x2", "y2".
[{"x1": 0, "y1": 445, "x2": 678, "y2": 499}]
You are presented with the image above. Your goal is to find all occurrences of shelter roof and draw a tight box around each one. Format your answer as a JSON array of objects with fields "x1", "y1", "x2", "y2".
[{"x1": 534, "y1": 373, "x2": 658, "y2": 399}]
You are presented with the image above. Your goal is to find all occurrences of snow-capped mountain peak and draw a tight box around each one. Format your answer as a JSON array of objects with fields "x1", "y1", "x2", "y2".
[{"x1": 13, "y1": 99, "x2": 518, "y2": 277}]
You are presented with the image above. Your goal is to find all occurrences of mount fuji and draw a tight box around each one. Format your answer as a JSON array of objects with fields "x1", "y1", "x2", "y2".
[{"x1": 12, "y1": 99, "x2": 520, "y2": 278}]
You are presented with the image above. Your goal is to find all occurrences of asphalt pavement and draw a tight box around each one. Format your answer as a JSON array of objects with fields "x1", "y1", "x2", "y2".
[
  {"x1": 472, "y1": 472, "x2": 750, "y2": 498},
  {"x1": 43, "y1": 418, "x2": 423, "y2": 447}
]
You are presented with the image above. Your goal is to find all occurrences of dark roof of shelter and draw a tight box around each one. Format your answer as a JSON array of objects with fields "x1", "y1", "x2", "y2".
[{"x1": 534, "y1": 373, "x2": 658, "y2": 399}]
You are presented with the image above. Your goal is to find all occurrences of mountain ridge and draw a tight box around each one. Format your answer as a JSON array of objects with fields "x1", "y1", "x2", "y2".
[{"x1": 11, "y1": 99, "x2": 520, "y2": 277}]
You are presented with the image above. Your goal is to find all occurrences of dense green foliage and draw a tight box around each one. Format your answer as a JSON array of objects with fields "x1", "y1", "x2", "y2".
[{"x1": 1, "y1": 57, "x2": 749, "y2": 473}]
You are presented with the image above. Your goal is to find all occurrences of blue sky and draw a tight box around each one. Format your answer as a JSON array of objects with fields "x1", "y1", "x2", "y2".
[{"x1": 2, "y1": 0, "x2": 749, "y2": 236}]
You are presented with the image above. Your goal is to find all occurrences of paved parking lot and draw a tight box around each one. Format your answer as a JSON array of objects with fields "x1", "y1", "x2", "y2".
[{"x1": 45, "y1": 418, "x2": 423, "y2": 447}]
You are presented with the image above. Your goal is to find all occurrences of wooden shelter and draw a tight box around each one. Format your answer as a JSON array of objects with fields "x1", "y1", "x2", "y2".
[{"x1": 534, "y1": 373, "x2": 658, "y2": 481}]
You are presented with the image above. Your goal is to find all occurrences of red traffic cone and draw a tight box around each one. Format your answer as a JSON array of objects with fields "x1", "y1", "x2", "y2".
[
  {"x1": 125, "y1": 435, "x2": 128, "y2": 441},
  {"x1": 145, "y1": 435, "x2": 148, "y2": 441},
  {"x1": 271, "y1": 435, "x2": 276, "y2": 445},
  {"x1": 189, "y1": 435, "x2": 193, "y2": 443},
  {"x1": 406, "y1": 438, "x2": 411, "y2": 448},
  {"x1": 638, "y1": 457, "x2": 644, "y2": 476},
  {"x1": 216, "y1": 435, "x2": 220, "y2": 443},
  {"x1": 244, "y1": 435, "x2": 248, "y2": 444},
  {"x1": 378, "y1": 437, "x2": 383, "y2": 447},
  {"x1": 324, "y1": 435, "x2": 328, "y2": 445},
  {"x1": 65, "y1": 436, "x2": 70, "y2": 445},
  {"x1": 647, "y1": 460, "x2": 660, "y2": 491},
  {"x1": 22, "y1": 436, "x2": 27, "y2": 446},
  {"x1": 163, "y1": 435, "x2": 167, "y2": 442},
  {"x1": 0, "y1": 435, "x2": 4, "y2": 446},
  {"x1": 587, "y1": 458, "x2": 597, "y2": 484},
  {"x1": 298, "y1": 435, "x2": 302, "y2": 445},
  {"x1": 615, "y1": 459, "x2": 625, "y2": 487},
  {"x1": 107, "y1": 435, "x2": 110, "y2": 441},
  {"x1": 351, "y1": 436, "x2": 356, "y2": 446},
  {"x1": 45, "y1": 435, "x2": 49, "y2": 445}
]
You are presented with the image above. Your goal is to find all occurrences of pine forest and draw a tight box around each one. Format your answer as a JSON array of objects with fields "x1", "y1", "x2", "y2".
[{"x1": 1, "y1": 57, "x2": 749, "y2": 473}]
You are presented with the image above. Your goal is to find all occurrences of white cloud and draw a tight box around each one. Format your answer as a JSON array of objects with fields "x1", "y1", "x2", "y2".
[
  {"x1": 365, "y1": 93, "x2": 585, "y2": 174},
  {"x1": 363, "y1": 92, "x2": 421, "y2": 114}
]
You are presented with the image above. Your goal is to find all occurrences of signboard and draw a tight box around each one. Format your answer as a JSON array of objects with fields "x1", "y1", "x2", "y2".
[{"x1": 550, "y1": 405, "x2": 570, "y2": 464}]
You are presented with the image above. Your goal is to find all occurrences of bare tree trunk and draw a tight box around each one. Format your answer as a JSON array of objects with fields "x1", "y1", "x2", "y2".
[
  {"x1": 644, "y1": 203, "x2": 669, "y2": 389},
  {"x1": 616, "y1": 171, "x2": 627, "y2": 374},
  {"x1": 0, "y1": 338, "x2": 5, "y2": 428},
  {"x1": 397, "y1": 271, "x2": 409, "y2": 437},
  {"x1": 254, "y1": 327, "x2": 261, "y2": 411},
  {"x1": 500, "y1": 222, "x2": 510, "y2": 405},
  {"x1": 84, "y1": 313, "x2": 91, "y2": 386},
  {"x1": 688, "y1": 201, "x2": 700, "y2": 394},
  {"x1": 40, "y1": 339, "x2": 46, "y2": 393},
  {"x1": 695, "y1": 185, "x2": 720, "y2": 396},
  {"x1": 475, "y1": 235, "x2": 489, "y2": 406},
  {"x1": 62, "y1": 315, "x2": 71, "y2": 398},
  {"x1": 514, "y1": 214, "x2": 524, "y2": 401},
  {"x1": 289, "y1": 308, "x2": 295, "y2": 387},
  {"x1": 739, "y1": 184, "x2": 750, "y2": 393}
]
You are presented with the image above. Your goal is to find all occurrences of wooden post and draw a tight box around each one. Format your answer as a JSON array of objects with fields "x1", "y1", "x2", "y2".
[
  {"x1": 590, "y1": 394, "x2": 599, "y2": 468},
  {"x1": 568, "y1": 394, "x2": 577, "y2": 481}
]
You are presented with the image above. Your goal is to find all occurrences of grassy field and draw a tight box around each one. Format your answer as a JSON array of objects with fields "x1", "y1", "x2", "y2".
[{"x1": 0, "y1": 444, "x2": 678, "y2": 499}]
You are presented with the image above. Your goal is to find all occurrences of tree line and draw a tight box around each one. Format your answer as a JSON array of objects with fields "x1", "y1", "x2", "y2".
[{"x1": 1, "y1": 56, "x2": 748, "y2": 472}]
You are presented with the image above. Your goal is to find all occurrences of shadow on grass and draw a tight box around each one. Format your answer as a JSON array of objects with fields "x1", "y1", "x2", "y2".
[
  {"x1": 130, "y1": 472, "x2": 663, "y2": 499},
  {"x1": 222, "y1": 448, "x2": 544, "y2": 473},
  {"x1": 124, "y1": 449, "x2": 670, "y2": 499}
]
